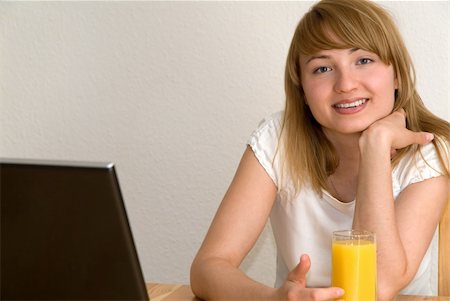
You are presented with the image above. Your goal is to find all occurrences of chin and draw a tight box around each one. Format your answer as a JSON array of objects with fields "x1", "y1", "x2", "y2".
[{"x1": 333, "y1": 123, "x2": 371, "y2": 135}]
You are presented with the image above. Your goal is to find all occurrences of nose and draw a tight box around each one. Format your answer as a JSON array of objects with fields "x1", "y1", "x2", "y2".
[{"x1": 334, "y1": 68, "x2": 358, "y2": 94}]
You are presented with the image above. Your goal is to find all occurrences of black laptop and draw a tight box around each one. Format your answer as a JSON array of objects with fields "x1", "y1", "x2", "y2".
[{"x1": 0, "y1": 159, "x2": 149, "y2": 300}]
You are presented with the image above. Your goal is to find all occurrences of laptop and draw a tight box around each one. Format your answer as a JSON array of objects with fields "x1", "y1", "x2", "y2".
[{"x1": 1, "y1": 158, "x2": 149, "y2": 300}]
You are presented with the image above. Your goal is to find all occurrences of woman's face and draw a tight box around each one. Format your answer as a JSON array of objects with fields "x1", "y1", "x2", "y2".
[{"x1": 299, "y1": 48, "x2": 398, "y2": 136}]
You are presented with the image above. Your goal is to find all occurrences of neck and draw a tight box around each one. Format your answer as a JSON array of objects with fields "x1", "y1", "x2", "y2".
[
  {"x1": 324, "y1": 129, "x2": 361, "y2": 164},
  {"x1": 323, "y1": 130, "x2": 361, "y2": 202}
]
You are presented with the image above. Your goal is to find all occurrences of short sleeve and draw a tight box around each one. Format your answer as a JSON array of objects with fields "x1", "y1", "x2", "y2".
[
  {"x1": 247, "y1": 111, "x2": 283, "y2": 188},
  {"x1": 393, "y1": 140, "x2": 449, "y2": 190}
]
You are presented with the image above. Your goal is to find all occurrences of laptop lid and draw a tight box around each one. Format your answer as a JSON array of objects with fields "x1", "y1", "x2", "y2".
[{"x1": 1, "y1": 159, "x2": 149, "y2": 300}]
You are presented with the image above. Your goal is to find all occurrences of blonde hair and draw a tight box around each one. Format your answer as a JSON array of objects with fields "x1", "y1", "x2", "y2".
[{"x1": 281, "y1": 0, "x2": 450, "y2": 195}]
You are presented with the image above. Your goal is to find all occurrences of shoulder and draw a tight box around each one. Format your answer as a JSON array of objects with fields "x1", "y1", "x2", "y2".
[
  {"x1": 248, "y1": 111, "x2": 284, "y2": 147},
  {"x1": 247, "y1": 111, "x2": 284, "y2": 187},
  {"x1": 252, "y1": 111, "x2": 284, "y2": 135},
  {"x1": 393, "y1": 139, "x2": 449, "y2": 190}
]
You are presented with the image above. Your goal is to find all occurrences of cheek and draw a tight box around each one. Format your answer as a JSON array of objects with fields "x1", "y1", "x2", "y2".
[
  {"x1": 370, "y1": 77, "x2": 397, "y2": 117},
  {"x1": 367, "y1": 67, "x2": 397, "y2": 99},
  {"x1": 376, "y1": 77, "x2": 397, "y2": 103},
  {"x1": 376, "y1": 67, "x2": 397, "y2": 93},
  {"x1": 301, "y1": 81, "x2": 331, "y2": 124},
  {"x1": 301, "y1": 79, "x2": 328, "y2": 105}
]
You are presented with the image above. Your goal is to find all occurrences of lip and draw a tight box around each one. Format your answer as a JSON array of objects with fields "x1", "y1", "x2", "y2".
[
  {"x1": 332, "y1": 97, "x2": 369, "y2": 114},
  {"x1": 333, "y1": 97, "x2": 369, "y2": 106}
]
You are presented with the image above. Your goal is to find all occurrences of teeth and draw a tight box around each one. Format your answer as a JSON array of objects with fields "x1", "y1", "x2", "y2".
[{"x1": 335, "y1": 98, "x2": 368, "y2": 109}]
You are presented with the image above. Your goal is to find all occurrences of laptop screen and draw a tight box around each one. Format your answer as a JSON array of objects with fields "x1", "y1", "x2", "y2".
[{"x1": 1, "y1": 159, "x2": 149, "y2": 300}]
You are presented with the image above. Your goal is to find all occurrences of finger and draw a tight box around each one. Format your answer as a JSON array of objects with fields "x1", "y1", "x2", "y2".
[
  {"x1": 391, "y1": 109, "x2": 407, "y2": 126},
  {"x1": 287, "y1": 254, "x2": 310, "y2": 285},
  {"x1": 305, "y1": 287, "x2": 345, "y2": 301},
  {"x1": 411, "y1": 131, "x2": 434, "y2": 145}
]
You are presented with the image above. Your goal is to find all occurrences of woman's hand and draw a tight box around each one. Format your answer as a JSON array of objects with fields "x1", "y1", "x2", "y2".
[
  {"x1": 275, "y1": 254, "x2": 344, "y2": 301},
  {"x1": 360, "y1": 109, "x2": 433, "y2": 152}
]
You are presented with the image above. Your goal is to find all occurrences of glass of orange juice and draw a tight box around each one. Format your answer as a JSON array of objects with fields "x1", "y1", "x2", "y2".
[{"x1": 332, "y1": 230, "x2": 376, "y2": 301}]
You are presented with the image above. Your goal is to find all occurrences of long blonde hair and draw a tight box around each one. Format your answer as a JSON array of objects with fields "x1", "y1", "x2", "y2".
[{"x1": 281, "y1": 0, "x2": 450, "y2": 195}]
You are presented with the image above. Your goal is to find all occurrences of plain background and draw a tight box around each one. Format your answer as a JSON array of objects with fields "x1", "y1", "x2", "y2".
[{"x1": 1, "y1": 1, "x2": 448, "y2": 286}]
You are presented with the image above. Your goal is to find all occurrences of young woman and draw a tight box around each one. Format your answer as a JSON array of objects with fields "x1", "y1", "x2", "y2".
[{"x1": 191, "y1": 1, "x2": 450, "y2": 300}]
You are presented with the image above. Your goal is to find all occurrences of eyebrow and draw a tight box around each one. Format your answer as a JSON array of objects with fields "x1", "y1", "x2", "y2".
[{"x1": 305, "y1": 48, "x2": 360, "y2": 64}]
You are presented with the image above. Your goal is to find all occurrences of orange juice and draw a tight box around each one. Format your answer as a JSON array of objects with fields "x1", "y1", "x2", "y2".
[{"x1": 332, "y1": 232, "x2": 376, "y2": 301}]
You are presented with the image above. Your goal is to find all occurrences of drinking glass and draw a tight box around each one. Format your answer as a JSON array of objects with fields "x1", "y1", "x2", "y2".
[{"x1": 332, "y1": 230, "x2": 376, "y2": 301}]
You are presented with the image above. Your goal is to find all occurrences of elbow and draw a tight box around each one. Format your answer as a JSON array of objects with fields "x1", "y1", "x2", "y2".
[
  {"x1": 190, "y1": 255, "x2": 215, "y2": 300},
  {"x1": 377, "y1": 287, "x2": 400, "y2": 301},
  {"x1": 377, "y1": 279, "x2": 404, "y2": 301},
  {"x1": 190, "y1": 257, "x2": 203, "y2": 298},
  {"x1": 377, "y1": 269, "x2": 414, "y2": 301}
]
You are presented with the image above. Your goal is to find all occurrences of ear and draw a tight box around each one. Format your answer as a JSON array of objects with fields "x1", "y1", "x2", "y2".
[{"x1": 394, "y1": 77, "x2": 399, "y2": 89}]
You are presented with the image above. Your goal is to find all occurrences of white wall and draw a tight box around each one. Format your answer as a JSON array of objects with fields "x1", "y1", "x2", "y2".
[{"x1": 1, "y1": 1, "x2": 448, "y2": 286}]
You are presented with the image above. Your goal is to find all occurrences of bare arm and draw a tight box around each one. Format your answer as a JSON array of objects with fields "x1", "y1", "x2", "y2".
[
  {"x1": 190, "y1": 146, "x2": 278, "y2": 300},
  {"x1": 354, "y1": 110, "x2": 449, "y2": 301},
  {"x1": 191, "y1": 147, "x2": 345, "y2": 301}
]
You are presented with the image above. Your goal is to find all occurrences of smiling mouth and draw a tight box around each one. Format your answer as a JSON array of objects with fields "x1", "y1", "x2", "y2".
[{"x1": 334, "y1": 98, "x2": 368, "y2": 109}]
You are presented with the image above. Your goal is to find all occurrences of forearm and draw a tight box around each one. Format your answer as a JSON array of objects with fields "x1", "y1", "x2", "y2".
[
  {"x1": 190, "y1": 257, "x2": 277, "y2": 301},
  {"x1": 354, "y1": 133, "x2": 408, "y2": 300}
]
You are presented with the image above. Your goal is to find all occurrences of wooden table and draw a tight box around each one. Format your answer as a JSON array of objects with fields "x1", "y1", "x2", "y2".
[{"x1": 147, "y1": 283, "x2": 450, "y2": 301}]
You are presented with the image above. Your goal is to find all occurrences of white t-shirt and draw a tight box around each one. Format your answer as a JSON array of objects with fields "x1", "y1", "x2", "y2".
[{"x1": 247, "y1": 111, "x2": 445, "y2": 295}]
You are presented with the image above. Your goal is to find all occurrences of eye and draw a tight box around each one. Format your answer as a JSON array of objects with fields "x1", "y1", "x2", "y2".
[
  {"x1": 357, "y1": 58, "x2": 374, "y2": 65},
  {"x1": 313, "y1": 66, "x2": 332, "y2": 74}
]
